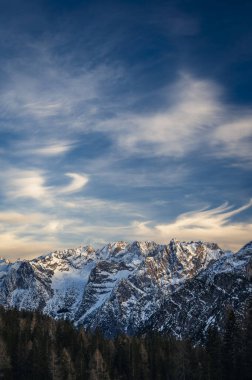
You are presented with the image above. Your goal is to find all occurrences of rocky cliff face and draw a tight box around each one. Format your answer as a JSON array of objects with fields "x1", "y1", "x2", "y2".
[
  {"x1": 145, "y1": 242, "x2": 252, "y2": 341},
  {"x1": 0, "y1": 239, "x2": 251, "y2": 340}
]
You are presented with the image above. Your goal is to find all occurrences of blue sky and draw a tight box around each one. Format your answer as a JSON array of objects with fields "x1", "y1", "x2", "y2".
[{"x1": 0, "y1": 0, "x2": 252, "y2": 258}]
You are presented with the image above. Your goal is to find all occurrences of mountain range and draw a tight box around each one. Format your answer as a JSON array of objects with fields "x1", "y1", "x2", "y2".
[{"x1": 0, "y1": 239, "x2": 251, "y2": 341}]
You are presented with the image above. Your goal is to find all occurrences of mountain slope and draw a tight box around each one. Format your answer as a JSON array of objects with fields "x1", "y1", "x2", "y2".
[
  {"x1": 145, "y1": 242, "x2": 252, "y2": 341},
  {"x1": 0, "y1": 239, "x2": 251, "y2": 340}
]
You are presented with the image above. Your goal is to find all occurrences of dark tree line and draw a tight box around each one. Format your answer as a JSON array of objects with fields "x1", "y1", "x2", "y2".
[{"x1": 0, "y1": 304, "x2": 251, "y2": 379}]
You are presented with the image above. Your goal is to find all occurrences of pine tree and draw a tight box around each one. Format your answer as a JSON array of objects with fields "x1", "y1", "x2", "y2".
[
  {"x1": 242, "y1": 300, "x2": 252, "y2": 380},
  {"x1": 205, "y1": 326, "x2": 222, "y2": 380},
  {"x1": 222, "y1": 308, "x2": 240, "y2": 380}
]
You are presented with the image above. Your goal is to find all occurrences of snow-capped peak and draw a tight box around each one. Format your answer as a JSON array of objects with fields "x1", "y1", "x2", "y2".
[{"x1": 0, "y1": 239, "x2": 251, "y2": 340}]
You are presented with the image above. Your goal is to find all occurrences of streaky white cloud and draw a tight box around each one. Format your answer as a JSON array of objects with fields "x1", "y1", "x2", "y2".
[
  {"x1": 0, "y1": 195, "x2": 144, "y2": 258},
  {"x1": 23, "y1": 101, "x2": 64, "y2": 118},
  {"x1": 0, "y1": 66, "x2": 98, "y2": 121},
  {"x1": 1, "y1": 168, "x2": 88, "y2": 203},
  {"x1": 156, "y1": 200, "x2": 252, "y2": 230},
  {"x1": 6, "y1": 169, "x2": 50, "y2": 200},
  {"x1": 0, "y1": 138, "x2": 74, "y2": 163},
  {"x1": 0, "y1": 210, "x2": 85, "y2": 259},
  {"x1": 212, "y1": 115, "x2": 252, "y2": 162},
  {"x1": 93, "y1": 72, "x2": 252, "y2": 166},
  {"x1": 113, "y1": 73, "x2": 222, "y2": 157},
  {"x1": 0, "y1": 211, "x2": 45, "y2": 224},
  {"x1": 0, "y1": 197, "x2": 251, "y2": 259},
  {"x1": 0, "y1": 213, "x2": 73, "y2": 237},
  {"x1": 62, "y1": 197, "x2": 144, "y2": 218},
  {"x1": 59, "y1": 173, "x2": 89, "y2": 194},
  {"x1": 0, "y1": 37, "x2": 117, "y2": 134},
  {"x1": 25, "y1": 141, "x2": 74, "y2": 156},
  {"x1": 131, "y1": 200, "x2": 252, "y2": 251},
  {"x1": 2, "y1": 35, "x2": 252, "y2": 168}
]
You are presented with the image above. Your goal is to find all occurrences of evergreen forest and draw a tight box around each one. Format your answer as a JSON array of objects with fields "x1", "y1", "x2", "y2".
[{"x1": 0, "y1": 305, "x2": 251, "y2": 380}]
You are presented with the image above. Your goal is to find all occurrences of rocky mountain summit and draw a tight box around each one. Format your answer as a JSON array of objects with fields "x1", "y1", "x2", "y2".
[{"x1": 0, "y1": 239, "x2": 251, "y2": 340}]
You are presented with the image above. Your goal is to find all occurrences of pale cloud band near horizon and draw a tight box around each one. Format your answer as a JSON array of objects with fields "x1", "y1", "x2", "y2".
[{"x1": 0, "y1": 199, "x2": 251, "y2": 260}]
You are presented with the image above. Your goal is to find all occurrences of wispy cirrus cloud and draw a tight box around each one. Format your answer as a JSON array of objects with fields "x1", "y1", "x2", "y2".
[
  {"x1": 91, "y1": 72, "x2": 252, "y2": 166},
  {"x1": 0, "y1": 211, "x2": 45, "y2": 224},
  {"x1": 0, "y1": 194, "x2": 144, "y2": 259},
  {"x1": 212, "y1": 115, "x2": 252, "y2": 163},
  {"x1": 59, "y1": 173, "x2": 89, "y2": 194},
  {"x1": 0, "y1": 61, "x2": 99, "y2": 123},
  {"x1": 0, "y1": 211, "x2": 63, "y2": 259},
  {"x1": 1, "y1": 31, "x2": 252, "y2": 168},
  {"x1": 5, "y1": 169, "x2": 49, "y2": 201},
  {"x1": 0, "y1": 169, "x2": 89, "y2": 203},
  {"x1": 1, "y1": 198, "x2": 251, "y2": 259},
  {"x1": 0, "y1": 15, "x2": 251, "y2": 261},
  {"x1": 23, "y1": 141, "x2": 74, "y2": 157},
  {"x1": 131, "y1": 200, "x2": 252, "y2": 251},
  {"x1": 112, "y1": 73, "x2": 222, "y2": 157}
]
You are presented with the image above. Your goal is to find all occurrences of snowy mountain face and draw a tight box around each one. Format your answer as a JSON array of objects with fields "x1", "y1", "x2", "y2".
[
  {"x1": 0, "y1": 239, "x2": 251, "y2": 340},
  {"x1": 144, "y1": 242, "x2": 252, "y2": 342}
]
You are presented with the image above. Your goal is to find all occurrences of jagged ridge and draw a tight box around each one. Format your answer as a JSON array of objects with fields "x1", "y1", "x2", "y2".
[{"x1": 0, "y1": 239, "x2": 251, "y2": 340}]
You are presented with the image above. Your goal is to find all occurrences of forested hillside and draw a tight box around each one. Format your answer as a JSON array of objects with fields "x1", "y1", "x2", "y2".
[{"x1": 0, "y1": 305, "x2": 251, "y2": 380}]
